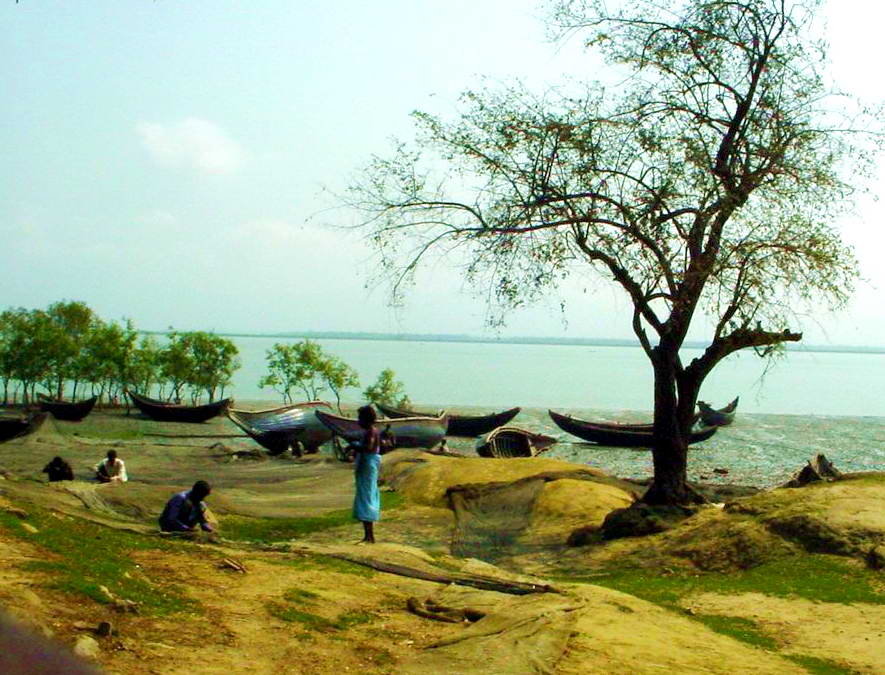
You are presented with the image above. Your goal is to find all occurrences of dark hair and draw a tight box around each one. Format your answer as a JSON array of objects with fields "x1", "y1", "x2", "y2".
[
  {"x1": 357, "y1": 405, "x2": 377, "y2": 429},
  {"x1": 191, "y1": 480, "x2": 211, "y2": 499},
  {"x1": 107, "y1": 449, "x2": 117, "y2": 460}
]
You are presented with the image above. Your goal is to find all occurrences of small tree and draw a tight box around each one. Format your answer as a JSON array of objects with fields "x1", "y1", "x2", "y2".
[
  {"x1": 259, "y1": 340, "x2": 358, "y2": 410},
  {"x1": 346, "y1": 0, "x2": 881, "y2": 504},
  {"x1": 363, "y1": 368, "x2": 409, "y2": 407}
]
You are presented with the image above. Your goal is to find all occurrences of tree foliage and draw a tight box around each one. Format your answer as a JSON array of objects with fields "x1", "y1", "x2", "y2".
[
  {"x1": 259, "y1": 340, "x2": 359, "y2": 410},
  {"x1": 0, "y1": 301, "x2": 240, "y2": 406},
  {"x1": 363, "y1": 368, "x2": 410, "y2": 407},
  {"x1": 345, "y1": 0, "x2": 881, "y2": 503}
]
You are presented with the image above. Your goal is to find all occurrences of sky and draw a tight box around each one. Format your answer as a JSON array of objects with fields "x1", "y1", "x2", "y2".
[{"x1": 2, "y1": 0, "x2": 884, "y2": 347}]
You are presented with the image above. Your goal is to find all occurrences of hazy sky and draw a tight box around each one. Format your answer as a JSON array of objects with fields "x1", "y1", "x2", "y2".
[{"x1": 2, "y1": 1, "x2": 883, "y2": 346}]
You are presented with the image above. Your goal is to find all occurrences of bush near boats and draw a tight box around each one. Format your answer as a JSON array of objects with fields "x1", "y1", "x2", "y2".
[
  {"x1": 258, "y1": 339, "x2": 358, "y2": 410},
  {"x1": 0, "y1": 300, "x2": 240, "y2": 406}
]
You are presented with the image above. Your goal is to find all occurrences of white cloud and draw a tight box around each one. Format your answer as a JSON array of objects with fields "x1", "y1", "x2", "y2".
[{"x1": 136, "y1": 118, "x2": 243, "y2": 174}]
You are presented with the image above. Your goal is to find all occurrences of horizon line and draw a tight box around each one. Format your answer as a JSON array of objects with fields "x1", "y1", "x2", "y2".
[{"x1": 140, "y1": 329, "x2": 885, "y2": 355}]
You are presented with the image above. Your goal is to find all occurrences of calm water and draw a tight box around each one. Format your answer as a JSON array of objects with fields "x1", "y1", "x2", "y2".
[
  {"x1": 228, "y1": 336, "x2": 885, "y2": 417},
  {"x1": 223, "y1": 336, "x2": 885, "y2": 486}
]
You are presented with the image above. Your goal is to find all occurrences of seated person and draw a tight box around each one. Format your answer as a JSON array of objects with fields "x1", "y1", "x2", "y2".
[
  {"x1": 94, "y1": 449, "x2": 127, "y2": 483},
  {"x1": 42, "y1": 456, "x2": 74, "y2": 482},
  {"x1": 159, "y1": 480, "x2": 214, "y2": 533}
]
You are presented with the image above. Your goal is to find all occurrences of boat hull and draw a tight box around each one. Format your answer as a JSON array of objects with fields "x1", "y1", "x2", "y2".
[
  {"x1": 128, "y1": 391, "x2": 231, "y2": 423},
  {"x1": 376, "y1": 403, "x2": 521, "y2": 437},
  {"x1": 39, "y1": 395, "x2": 97, "y2": 422},
  {"x1": 548, "y1": 410, "x2": 718, "y2": 447},
  {"x1": 315, "y1": 410, "x2": 446, "y2": 450},
  {"x1": 476, "y1": 426, "x2": 558, "y2": 458},
  {"x1": 227, "y1": 401, "x2": 334, "y2": 455},
  {"x1": 0, "y1": 412, "x2": 48, "y2": 443}
]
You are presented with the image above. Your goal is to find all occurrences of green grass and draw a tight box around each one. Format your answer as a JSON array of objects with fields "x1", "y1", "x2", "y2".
[
  {"x1": 693, "y1": 614, "x2": 778, "y2": 650},
  {"x1": 266, "y1": 585, "x2": 376, "y2": 633},
  {"x1": 221, "y1": 491, "x2": 405, "y2": 544},
  {"x1": 785, "y1": 654, "x2": 857, "y2": 674},
  {"x1": 272, "y1": 553, "x2": 377, "y2": 578},
  {"x1": 569, "y1": 555, "x2": 879, "y2": 672},
  {"x1": 0, "y1": 508, "x2": 197, "y2": 615},
  {"x1": 580, "y1": 555, "x2": 884, "y2": 607}
]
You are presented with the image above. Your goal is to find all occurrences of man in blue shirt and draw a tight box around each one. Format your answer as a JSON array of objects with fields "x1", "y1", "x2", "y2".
[{"x1": 159, "y1": 480, "x2": 214, "y2": 533}]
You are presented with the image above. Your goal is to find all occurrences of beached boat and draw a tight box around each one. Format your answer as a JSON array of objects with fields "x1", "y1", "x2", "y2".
[
  {"x1": 376, "y1": 402, "x2": 522, "y2": 437},
  {"x1": 0, "y1": 411, "x2": 48, "y2": 443},
  {"x1": 548, "y1": 410, "x2": 718, "y2": 447},
  {"x1": 38, "y1": 394, "x2": 97, "y2": 422},
  {"x1": 227, "y1": 401, "x2": 334, "y2": 455},
  {"x1": 127, "y1": 391, "x2": 231, "y2": 423},
  {"x1": 475, "y1": 426, "x2": 558, "y2": 458},
  {"x1": 315, "y1": 410, "x2": 447, "y2": 450},
  {"x1": 697, "y1": 397, "x2": 739, "y2": 427}
]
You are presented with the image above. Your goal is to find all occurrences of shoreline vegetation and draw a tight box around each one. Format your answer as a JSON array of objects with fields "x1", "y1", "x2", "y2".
[{"x1": 142, "y1": 329, "x2": 885, "y2": 356}]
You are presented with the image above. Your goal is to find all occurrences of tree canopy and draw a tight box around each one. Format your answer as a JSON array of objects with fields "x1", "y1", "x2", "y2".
[
  {"x1": 259, "y1": 340, "x2": 359, "y2": 411},
  {"x1": 345, "y1": 0, "x2": 881, "y2": 503}
]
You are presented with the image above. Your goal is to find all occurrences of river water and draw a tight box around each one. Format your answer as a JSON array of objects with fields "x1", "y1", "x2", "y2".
[{"x1": 224, "y1": 335, "x2": 885, "y2": 486}]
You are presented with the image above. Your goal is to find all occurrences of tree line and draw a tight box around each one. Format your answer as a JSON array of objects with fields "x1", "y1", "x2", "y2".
[
  {"x1": 0, "y1": 301, "x2": 240, "y2": 406},
  {"x1": 1, "y1": 301, "x2": 410, "y2": 411}
]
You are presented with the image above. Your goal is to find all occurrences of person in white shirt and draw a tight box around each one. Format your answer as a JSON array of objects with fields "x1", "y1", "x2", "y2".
[{"x1": 94, "y1": 449, "x2": 127, "y2": 483}]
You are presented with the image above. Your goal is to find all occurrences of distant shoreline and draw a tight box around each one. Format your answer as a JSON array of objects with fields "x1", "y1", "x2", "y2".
[{"x1": 141, "y1": 329, "x2": 885, "y2": 356}]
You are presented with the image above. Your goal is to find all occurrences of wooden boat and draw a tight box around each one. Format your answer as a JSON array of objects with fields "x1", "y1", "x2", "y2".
[
  {"x1": 38, "y1": 394, "x2": 98, "y2": 422},
  {"x1": 697, "y1": 397, "x2": 739, "y2": 427},
  {"x1": 127, "y1": 391, "x2": 231, "y2": 423},
  {"x1": 227, "y1": 401, "x2": 334, "y2": 455},
  {"x1": 376, "y1": 402, "x2": 522, "y2": 437},
  {"x1": 475, "y1": 426, "x2": 558, "y2": 458},
  {"x1": 548, "y1": 410, "x2": 718, "y2": 447},
  {"x1": 315, "y1": 410, "x2": 447, "y2": 450},
  {"x1": 0, "y1": 411, "x2": 48, "y2": 443}
]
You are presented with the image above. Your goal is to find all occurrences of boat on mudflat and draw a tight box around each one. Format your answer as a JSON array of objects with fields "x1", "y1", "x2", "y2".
[
  {"x1": 475, "y1": 426, "x2": 558, "y2": 458},
  {"x1": 548, "y1": 410, "x2": 718, "y2": 447},
  {"x1": 38, "y1": 394, "x2": 98, "y2": 422},
  {"x1": 376, "y1": 402, "x2": 521, "y2": 437},
  {"x1": 227, "y1": 401, "x2": 334, "y2": 455},
  {"x1": 0, "y1": 411, "x2": 48, "y2": 443},
  {"x1": 315, "y1": 410, "x2": 447, "y2": 450},
  {"x1": 127, "y1": 391, "x2": 231, "y2": 423},
  {"x1": 697, "y1": 397, "x2": 739, "y2": 427}
]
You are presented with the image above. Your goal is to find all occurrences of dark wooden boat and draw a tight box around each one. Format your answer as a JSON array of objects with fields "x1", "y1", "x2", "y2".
[
  {"x1": 0, "y1": 411, "x2": 48, "y2": 443},
  {"x1": 315, "y1": 410, "x2": 447, "y2": 450},
  {"x1": 227, "y1": 401, "x2": 334, "y2": 455},
  {"x1": 376, "y1": 402, "x2": 522, "y2": 437},
  {"x1": 475, "y1": 426, "x2": 558, "y2": 458},
  {"x1": 548, "y1": 410, "x2": 718, "y2": 447},
  {"x1": 697, "y1": 397, "x2": 739, "y2": 427},
  {"x1": 127, "y1": 391, "x2": 231, "y2": 423},
  {"x1": 38, "y1": 394, "x2": 98, "y2": 422}
]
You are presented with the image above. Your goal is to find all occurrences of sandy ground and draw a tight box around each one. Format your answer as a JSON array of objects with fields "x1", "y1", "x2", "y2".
[{"x1": 0, "y1": 408, "x2": 882, "y2": 673}]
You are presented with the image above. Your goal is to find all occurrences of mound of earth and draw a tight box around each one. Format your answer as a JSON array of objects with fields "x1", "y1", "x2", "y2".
[{"x1": 525, "y1": 472, "x2": 885, "y2": 577}]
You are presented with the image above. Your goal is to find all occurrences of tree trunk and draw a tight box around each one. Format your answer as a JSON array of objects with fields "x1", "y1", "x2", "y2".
[{"x1": 642, "y1": 347, "x2": 703, "y2": 505}]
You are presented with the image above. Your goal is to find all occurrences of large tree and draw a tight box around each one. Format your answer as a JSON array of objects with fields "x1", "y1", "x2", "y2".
[{"x1": 346, "y1": 0, "x2": 880, "y2": 503}]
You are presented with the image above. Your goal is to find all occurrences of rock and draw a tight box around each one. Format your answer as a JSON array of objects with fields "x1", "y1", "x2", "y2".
[
  {"x1": 866, "y1": 546, "x2": 885, "y2": 571},
  {"x1": 73, "y1": 635, "x2": 100, "y2": 660},
  {"x1": 600, "y1": 503, "x2": 695, "y2": 540},
  {"x1": 713, "y1": 468, "x2": 729, "y2": 475},
  {"x1": 96, "y1": 621, "x2": 113, "y2": 637},
  {"x1": 780, "y1": 453, "x2": 842, "y2": 488},
  {"x1": 21, "y1": 522, "x2": 39, "y2": 534}
]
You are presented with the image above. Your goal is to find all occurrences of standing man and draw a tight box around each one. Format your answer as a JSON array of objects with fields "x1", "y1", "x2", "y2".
[
  {"x1": 159, "y1": 480, "x2": 214, "y2": 533},
  {"x1": 94, "y1": 450, "x2": 127, "y2": 483}
]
